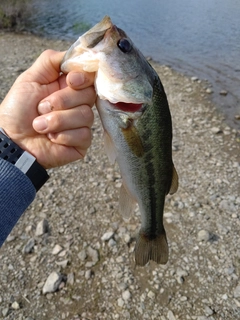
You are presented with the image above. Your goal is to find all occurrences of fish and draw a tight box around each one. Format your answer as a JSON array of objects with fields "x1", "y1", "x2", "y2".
[{"x1": 61, "y1": 16, "x2": 178, "y2": 266}]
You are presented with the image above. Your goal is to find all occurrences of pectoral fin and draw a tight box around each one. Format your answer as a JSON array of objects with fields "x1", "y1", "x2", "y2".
[
  {"x1": 169, "y1": 166, "x2": 178, "y2": 195},
  {"x1": 121, "y1": 126, "x2": 144, "y2": 158},
  {"x1": 119, "y1": 184, "x2": 136, "y2": 221}
]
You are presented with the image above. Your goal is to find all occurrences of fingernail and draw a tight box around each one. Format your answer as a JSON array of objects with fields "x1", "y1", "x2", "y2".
[
  {"x1": 33, "y1": 117, "x2": 48, "y2": 132},
  {"x1": 38, "y1": 100, "x2": 52, "y2": 114},
  {"x1": 68, "y1": 72, "x2": 85, "y2": 87}
]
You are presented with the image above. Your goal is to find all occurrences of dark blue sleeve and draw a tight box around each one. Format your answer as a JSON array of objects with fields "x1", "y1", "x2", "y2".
[{"x1": 0, "y1": 158, "x2": 36, "y2": 246}]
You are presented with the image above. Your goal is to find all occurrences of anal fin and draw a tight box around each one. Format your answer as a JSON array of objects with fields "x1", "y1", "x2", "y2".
[
  {"x1": 135, "y1": 231, "x2": 169, "y2": 266},
  {"x1": 119, "y1": 184, "x2": 136, "y2": 221}
]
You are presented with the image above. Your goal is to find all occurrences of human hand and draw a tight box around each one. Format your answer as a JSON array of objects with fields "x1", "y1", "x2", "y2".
[{"x1": 0, "y1": 49, "x2": 96, "y2": 169}]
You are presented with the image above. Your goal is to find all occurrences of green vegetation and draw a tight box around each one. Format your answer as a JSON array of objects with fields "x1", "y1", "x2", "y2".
[{"x1": 0, "y1": 0, "x2": 32, "y2": 30}]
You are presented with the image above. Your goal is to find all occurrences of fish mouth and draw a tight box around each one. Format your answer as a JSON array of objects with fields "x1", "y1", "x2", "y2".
[{"x1": 112, "y1": 102, "x2": 143, "y2": 112}]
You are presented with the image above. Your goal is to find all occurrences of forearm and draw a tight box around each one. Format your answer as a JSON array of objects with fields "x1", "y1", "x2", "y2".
[{"x1": 0, "y1": 159, "x2": 36, "y2": 246}]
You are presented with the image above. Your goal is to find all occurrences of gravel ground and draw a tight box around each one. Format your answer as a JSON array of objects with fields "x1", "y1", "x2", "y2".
[{"x1": 0, "y1": 32, "x2": 239, "y2": 320}]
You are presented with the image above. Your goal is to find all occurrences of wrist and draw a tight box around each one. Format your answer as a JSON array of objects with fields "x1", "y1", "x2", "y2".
[{"x1": 0, "y1": 128, "x2": 49, "y2": 191}]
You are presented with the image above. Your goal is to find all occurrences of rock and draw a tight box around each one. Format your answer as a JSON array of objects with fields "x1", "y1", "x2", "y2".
[
  {"x1": 56, "y1": 259, "x2": 69, "y2": 268},
  {"x1": 101, "y1": 231, "x2": 114, "y2": 241},
  {"x1": 219, "y1": 90, "x2": 228, "y2": 96},
  {"x1": 78, "y1": 249, "x2": 87, "y2": 261},
  {"x1": 67, "y1": 273, "x2": 75, "y2": 286},
  {"x1": 206, "y1": 88, "x2": 213, "y2": 94},
  {"x1": 35, "y1": 219, "x2": 49, "y2": 236},
  {"x1": 122, "y1": 290, "x2": 131, "y2": 301},
  {"x1": 85, "y1": 270, "x2": 93, "y2": 280},
  {"x1": 52, "y1": 244, "x2": 63, "y2": 255},
  {"x1": 42, "y1": 272, "x2": 63, "y2": 294},
  {"x1": 211, "y1": 127, "x2": 222, "y2": 134},
  {"x1": 2, "y1": 307, "x2": 9, "y2": 317},
  {"x1": 108, "y1": 239, "x2": 117, "y2": 247},
  {"x1": 167, "y1": 310, "x2": 176, "y2": 320},
  {"x1": 197, "y1": 230, "x2": 210, "y2": 242},
  {"x1": 87, "y1": 246, "x2": 99, "y2": 263},
  {"x1": 233, "y1": 285, "x2": 240, "y2": 298},
  {"x1": 23, "y1": 238, "x2": 35, "y2": 254},
  {"x1": 117, "y1": 297, "x2": 124, "y2": 307},
  {"x1": 11, "y1": 301, "x2": 20, "y2": 310},
  {"x1": 191, "y1": 76, "x2": 198, "y2": 81},
  {"x1": 147, "y1": 291, "x2": 155, "y2": 299}
]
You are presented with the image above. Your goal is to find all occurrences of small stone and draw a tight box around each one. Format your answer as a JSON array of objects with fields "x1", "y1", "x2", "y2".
[
  {"x1": 117, "y1": 298, "x2": 124, "y2": 307},
  {"x1": 167, "y1": 310, "x2": 176, "y2": 320},
  {"x1": 101, "y1": 231, "x2": 114, "y2": 241},
  {"x1": 147, "y1": 291, "x2": 155, "y2": 299},
  {"x1": 78, "y1": 249, "x2": 87, "y2": 261},
  {"x1": 204, "y1": 306, "x2": 213, "y2": 316},
  {"x1": 23, "y1": 238, "x2": 35, "y2": 254},
  {"x1": 87, "y1": 246, "x2": 99, "y2": 263},
  {"x1": 197, "y1": 230, "x2": 210, "y2": 242},
  {"x1": 42, "y1": 272, "x2": 62, "y2": 294},
  {"x1": 220, "y1": 90, "x2": 228, "y2": 96},
  {"x1": 2, "y1": 308, "x2": 9, "y2": 317},
  {"x1": 56, "y1": 259, "x2": 68, "y2": 268},
  {"x1": 108, "y1": 238, "x2": 117, "y2": 247},
  {"x1": 206, "y1": 88, "x2": 213, "y2": 94},
  {"x1": 235, "y1": 114, "x2": 240, "y2": 120},
  {"x1": 191, "y1": 76, "x2": 198, "y2": 81},
  {"x1": 211, "y1": 127, "x2": 222, "y2": 134},
  {"x1": 233, "y1": 285, "x2": 240, "y2": 298},
  {"x1": 35, "y1": 219, "x2": 49, "y2": 236},
  {"x1": 123, "y1": 233, "x2": 131, "y2": 244},
  {"x1": 67, "y1": 273, "x2": 75, "y2": 286},
  {"x1": 11, "y1": 301, "x2": 20, "y2": 310},
  {"x1": 0, "y1": 296, "x2": 2, "y2": 304},
  {"x1": 85, "y1": 270, "x2": 93, "y2": 280},
  {"x1": 6, "y1": 235, "x2": 16, "y2": 242},
  {"x1": 52, "y1": 244, "x2": 63, "y2": 255},
  {"x1": 122, "y1": 290, "x2": 131, "y2": 301}
]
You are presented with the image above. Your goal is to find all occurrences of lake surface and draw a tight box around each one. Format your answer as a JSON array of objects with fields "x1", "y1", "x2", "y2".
[{"x1": 27, "y1": 0, "x2": 240, "y2": 129}]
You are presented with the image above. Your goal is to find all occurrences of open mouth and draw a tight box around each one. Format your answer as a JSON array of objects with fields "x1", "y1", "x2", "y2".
[{"x1": 112, "y1": 102, "x2": 143, "y2": 112}]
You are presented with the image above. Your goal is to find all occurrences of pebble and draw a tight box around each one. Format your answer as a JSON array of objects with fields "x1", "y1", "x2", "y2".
[
  {"x1": 52, "y1": 244, "x2": 63, "y2": 255},
  {"x1": 211, "y1": 127, "x2": 222, "y2": 134},
  {"x1": 147, "y1": 290, "x2": 155, "y2": 299},
  {"x1": 219, "y1": 90, "x2": 228, "y2": 96},
  {"x1": 67, "y1": 273, "x2": 75, "y2": 286},
  {"x1": 42, "y1": 272, "x2": 63, "y2": 294},
  {"x1": 101, "y1": 231, "x2": 114, "y2": 241},
  {"x1": 206, "y1": 88, "x2": 213, "y2": 94},
  {"x1": 117, "y1": 297, "x2": 125, "y2": 307},
  {"x1": 2, "y1": 308, "x2": 9, "y2": 317},
  {"x1": 167, "y1": 310, "x2": 176, "y2": 320},
  {"x1": 35, "y1": 219, "x2": 49, "y2": 236},
  {"x1": 197, "y1": 230, "x2": 210, "y2": 242},
  {"x1": 233, "y1": 285, "x2": 240, "y2": 298},
  {"x1": 56, "y1": 259, "x2": 68, "y2": 268},
  {"x1": 78, "y1": 249, "x2": 87, "y2": 261},
  {"x1": 23, "y1": 238, "x2": 35, "y2": 254},
  {"x1": 87, "y1": 246, "x2": 99, "y2": 263},
  {"x1": 85, "y1": 270, "x2": 93, "y2": 280},
  {"x1": 122, "y1": 290, "x2": 131, "y2": 301},
  {"x1": 11, "y1": 301, "x2": 20, "y2": 310}
]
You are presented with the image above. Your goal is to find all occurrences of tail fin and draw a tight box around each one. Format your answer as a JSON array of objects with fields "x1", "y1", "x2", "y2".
[{"x1": 135, "y1": 232, "x2": 169, "y2": 266}]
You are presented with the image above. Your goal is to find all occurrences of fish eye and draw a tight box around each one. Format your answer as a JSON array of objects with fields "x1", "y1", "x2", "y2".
[{"x1": 117, "y1": 38, "x2": 132, "y2": 53}]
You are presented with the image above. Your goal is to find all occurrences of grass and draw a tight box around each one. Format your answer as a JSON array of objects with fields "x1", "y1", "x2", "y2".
[{"x1": 0, "y1": 0, "x2": 32, "y2": 30}]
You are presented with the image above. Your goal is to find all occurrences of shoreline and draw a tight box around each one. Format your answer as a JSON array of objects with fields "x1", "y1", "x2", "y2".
[{"x1": 0, "y1": 32, "x2": 239, "y2": 319}]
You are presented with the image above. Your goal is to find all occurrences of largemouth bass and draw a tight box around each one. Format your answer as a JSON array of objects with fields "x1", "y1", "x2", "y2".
[{"x1": 61, "y1": 16, "x2": 178, "y2": 266}]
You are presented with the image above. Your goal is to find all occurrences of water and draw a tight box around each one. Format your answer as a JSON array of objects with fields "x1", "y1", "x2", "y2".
[{"x1": 27, "y1": 0, "x2": 240, "y2": 128}]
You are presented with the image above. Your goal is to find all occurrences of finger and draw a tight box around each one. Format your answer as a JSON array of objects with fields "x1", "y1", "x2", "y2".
[
  {"x1": 37, "y1": 85, "x2": 96, "y2": 114},
  {"x1": 47, "y1": 127, "x2": 92, "y2": 150},
  {"x1": 67, "y1": 71, "x2": 95, "y2": 89},
  {"x1": 18, "y1": 50, "x2": 65, "y2": 84},
  {"x1": 33, "y1": 104, "x2": 94, "y2": 133}
]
